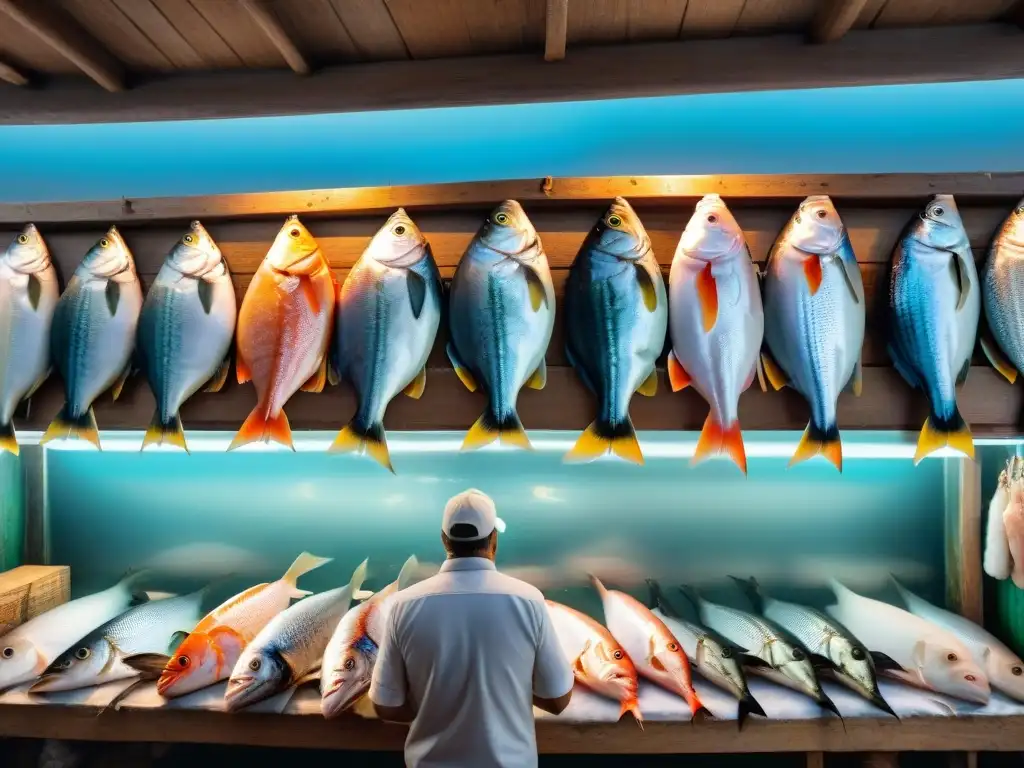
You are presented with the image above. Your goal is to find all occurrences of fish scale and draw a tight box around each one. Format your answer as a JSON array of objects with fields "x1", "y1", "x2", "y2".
[{"x1": 984, "y1": 202, "x2": 1024, "y2": 378}]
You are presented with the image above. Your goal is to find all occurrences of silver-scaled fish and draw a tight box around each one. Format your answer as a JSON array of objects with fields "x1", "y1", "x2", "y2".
[
  {"x1": 31, "y1": 587, "x2": 205, "y2": 693},
  {"x1": 981, "y1": 198, "x2": 1024, "y2": 386},
  {"x1": 0, "y1": 224, "x2": 60, "y2": 455},
  {"x1": 668, "y1": 195, "x2": 764, "y2": 474},
  {"x1": 888, "y1": 194, "x2": 979, "y2": 464},
  {"x1": 42, "y1": 226, "x2": 144, "y2": 450},
  {"x1": 680, "y1": 586, "x2": 841, "y2": 719},
  {"x1": 730, "y1": 576, "x2": 896, "y2": 718},
  {"x1": 137, "y1": 221, "x2": 236, "y2": 454},
  {"x1": 563, "y1": 198, "x2": 666, "y2": 465},
  {"x1": 447, "y1": 201, "x2": 555, "y2": 451},
  {"x1": 330, "y1": 210, "x2": 442, "y2": 472},
  {"x1": 762, "y1": 196, "x2": 865, "y2": 472},
  {"x1": 225, "y1": 559, "x2": 368, "y2": 711}
]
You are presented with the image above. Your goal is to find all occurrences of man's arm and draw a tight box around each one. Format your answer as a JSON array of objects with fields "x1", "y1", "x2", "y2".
[
  {"x1": 369, "y1": 605, "x2": 415, "y2": 723},
  {"x1": 533, "y1": 691, "x2": 572, "y2": 715},
  {"x1": 373, "y1": 700, "x2": 417, "y2": 724},
  {"x1": 532, "y1": 602, "x2": 575, "y2": 715}
]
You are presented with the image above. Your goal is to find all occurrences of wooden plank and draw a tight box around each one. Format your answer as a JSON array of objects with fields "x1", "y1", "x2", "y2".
[
  {"x1": 110, "y1": 0, "x2": 206, "y2": 70},
  {"x1": 270, "y1": 0, "x2": 360, "y2": 63},
  {"x1": 0, "y1": 56, "x2": 26, "y2": 85},
  {"x1": 150, "y1": 0, "x2": 244, "y2": 68},
  {"x1": 384, "y1": 0, "x2": 543, "y2": 60},
  {"x1": 679, "y1": 0, "x2": 746, "y2": 37},
  {"x1": 327, "y1": 0, "x2": 408, "y2": 60},
  {"x1": 945, "y1": 457, "x2": 984, "y2": 623},
  {"x1": 854, "y1": 0, "x2": 890, "y2": 27},
  {"x1": 811, "y1": 0, "x2": 872, "y2": 42},
  {"x1": 734, "y1": 0, "x2": 819, "y2": 34},
  {"x1": 545, "y1": 0, "x2": 568, "y2": 61},
  {"x1": 59, "y1": 0, "x2": 172, "y2": 71},
  {"x1": 872, "y1": 0, "x2": 1015, "y2": 26},
  {"x1": 567, "y1": 0, "x2": 689, "y2": 44},
  {"x1": 860, "y1": 756, "x2": 898, "y2": 768},
  {"x1": 0, "y1": 14, "x2": 81, "y2": 74},
  {"x1": 625, "y1": 0, "x2": 691, "y2": 41},
  {"x1": 0, "y1": 566, "x2": 69, "y2": 628},
  {"x1": 238, "y1": 0, "x2": 311, "y2": 74},
  {"x1": 188, "y1": 0, "x2": 284, "y2": 68}
]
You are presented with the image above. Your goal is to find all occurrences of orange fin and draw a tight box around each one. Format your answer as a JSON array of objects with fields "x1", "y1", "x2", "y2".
[
  {"x1": 0, "y1": 421, "x2": 17, "y2": 456},
  {"x1": 693, "y1": 414, "x2": 747, "y2": 475},
  {"x1": 328, "y1": 422, "x2": 394, "y2": 473},
  {"x1": 803, "y1": 255, "x2": 823, "y2": 296},
  {"x1": 564, "y1": 420, "x2": 643, "y2": 465},
  {"x1": 299, "y1": 275, "x2": 320, "y2": 316},
  {"x1": 462, "y1": 411, "x2": 532, "y2": 452},
  {"x1": 40, "y1": 405, "x2": 101, "y2": 450},
  {"x1": 301, "y1": 356, "x2": 327, "y2": 393},
  {"x1": 695, "y1": 261, "x2": 718, "y2": 333},
  {"x1": 236, "y1": 352, "x2": 252, "y2": 385},
  {"x1": 141, "y1": 411, "x2": 189, "y2": 454},
  {"x1": 403, "y1": 367, "x2": 426, "y2": 399},
  {"x1": 760, "y1": 351, "x2": 788, "y2": 391},
  {"x1": 790, "y1": 422, "x2": 842, "y2": 472},
  {"x1": 667, "y1": 350, "x2": 691, "y2": 392},
  {"x1": 980, "y1": 335, "x2": 1018, "y2": 384},
  {"x1": 914, "y1": 412, "x2": 974, "y2": 465},
  {"x1": 525, "y1": 359, "x2": 547, "y2": 390},
  {"x1": 228, "y1": 408, "x2": 293, "y2": 451}
]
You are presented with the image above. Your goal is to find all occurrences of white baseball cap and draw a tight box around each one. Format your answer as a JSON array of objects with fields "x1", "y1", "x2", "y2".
[{"x1": 441, "y1": 489, "x2": 507, "y2": 541}]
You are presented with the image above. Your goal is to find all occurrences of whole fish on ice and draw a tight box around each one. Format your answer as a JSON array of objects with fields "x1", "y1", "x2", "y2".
[
  {"x1": 888, "y1": 195, "x2": 979, "y2": 464},
  {"x1": 330, "y1": 210, "x2": 442, "y2": 471},
  {"x1": 137, "y1": 221, "x2": 236, "y2": 453},
  {"x1": 0, "y1": 224, "x2": 59, "y2": 455},
  {"x1": 668, "y1": 194, "x2": 764, "y2": 473},
  {"x1": 981, "y1": 199, "x2": 1024, "y2": 385},
  {"x1": 43, "y1": 227, "x2": 143, "y2": 450},
  {"x1": 563, "y1": 198, "x2": 666, "y2": 465},
  {"x1": 447, "y1": 201, "x2": 555, "y2": 451},
  {"x1": 762, "y1": 196, "x2": 865, "y2": 472}
]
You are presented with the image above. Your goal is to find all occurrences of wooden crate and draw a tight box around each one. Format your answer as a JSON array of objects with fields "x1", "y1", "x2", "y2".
[{"x1": 0, "y1": 565, "x2": 69, "y2": 632}]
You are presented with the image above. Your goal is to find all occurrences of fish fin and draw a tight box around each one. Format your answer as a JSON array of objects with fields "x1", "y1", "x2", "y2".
[
  {"x1": 564, "y1": 418, "x2": 643, "y2": 465},
  {"x1": 809, "y1": 653, "x2": 837, "y2": 672},
  {"x1": 197, "y1": 279, "x2": 214, "y2": 314},
  {"x1": 228, "y1": 408, "x2": 294, "y2": 451},
  {"x1": 204, "y1": 355, "x2": 231, "y2": 393},
  {"x1": 738, "y1": 694, "x2": 766, "y2": 729},
  {"x1": 636, "y1": 368, "x2": 658, "y2": 397},
  {"x1": 728, "y1": 576, "x2": 763, "y2": 613},
  {"x1": 633, "y1": 262, "x2": 658, "y2": 312},
  {"x1": 167, "y1": 631, "x2": 190, "y2": 655},
  {"x1": 446, "y1": 342, "x2": 478, "y2": 392},
  {"x1": 844, "y1": 357, "x2": 863, "y2": 397},
  {"x1": 838, "y1": 257, "x2": 862, "y2": 304},
  {"x1": 914, "y1": 410, "x2": 974, "y2": 464},
  {"x1": 403, "y1": 366, "x2": 427, "y2": 399},
  {"x1": 754, "y1": 356, "x2": 768, "y2": 393},
  {"x1": 760, "y1": 350, "x2": 788, "y2": 390},
  {"x1": 646, "y1": 579, "x2": 677, "y2": 616},
  {"x1": 40, "y1": 405, "x2": 101, "y2": 450},
  {"x1": 353, "y1": 589, "x2": 375, "y2": 601},
  {"x1": 462, "y1": 410, "x2": 532, "y2": 452},
  {"x1": 300, "y1": 356, "x2": 328, "y2": 393},
  {"x1": 693, "y1": 414, "x2": 747, "y2": 475},
  {"x1": 327, "y1": 343, "x2": 341, "y2": 387},
  {"x1": 111, "y1": 363, "x2": 131, "y2": 401},
  {"x1": 619, "y1": 698, "x2": 643, "y2": 727},
  {"x1": 953, "y1": 252, "x2": 973, "y2": 312},
  {"x1": 980, "y1": 334, "x2": 1018, "y2": 384},
  {"x1": 299, "y1": 275, "x2": 320, "y2": 316},
  {"x1": 328, "y1": 421, "x2": 394, "y2": 473},
  {"x1": 739, "y1": 653, "x2": 771, "y2": 669},
  {"x1": 21, "y1": 369, "x2": 50, "y2": 403},
  {"x1": 790, "y1": 421, "x2": 842, "y2": 472},
  {"x1": 348, "y1": 558, "x2": 369, "y2": 596},
  {"x1": 0, "y1": 421, "x2": 18, "y2": 456},
  {"x1": 27, "y1": 273, "x2": 42, "y2": 310},
  {"x1": 141, "y1": 411, "x2": 188, "y2": 454},
  {"x1": 236, "y1": 350, "x2": 252, "y2": 385},
  {"x1": 525, "y1": 359, "x2": 547, "y2": 390},
  {"x1": 282, "y1": 551, "x2": 332, "y2": 589},
  {"x1": 870, "y1": 651, "x2": 905, "y2": 673},
  {"x1": 802, "y1": 255, "x2": 823, "y2": 296},
  {"x1": 406, "y1": 270, "x2": 426, "y2": 319},
  {"x1": 910, "y1": 640, "x2": 928, "y2": 671},
  {"x1": 588, "y1": 573, "x2": 609, "y2": 598},
  {"x1": 521, "y1": 265, "x2": 549, "y2": 312},
  {"x1": 695, "y1": 261, "x2": 719, "y2": 332},
  {"x1": 105, "y1": 279, "x2": 121, "y2": 316},
  {"x1": 397, "y1": 555, "x2": 420, "y2": 590},
  {"x1": 691, "y1": 704, "x2": 714, "y2": 724},
  {"x1": 667, "y1": 350, "x2": 691, "y2": 392},
  {"x1": 676, "y1": 585, "x2": 701, "y2": 613},
  {"x1": 122, "y1": 653, "x2": 171, "y2": 679}
]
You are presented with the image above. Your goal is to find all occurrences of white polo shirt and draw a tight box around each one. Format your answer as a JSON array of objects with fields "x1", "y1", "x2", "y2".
[{"x1": 369, "y1": 557, "x2": 574, "y2": 768}]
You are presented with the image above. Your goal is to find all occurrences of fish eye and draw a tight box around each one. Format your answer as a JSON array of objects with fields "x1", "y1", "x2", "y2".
[
  {"x1": 1, "y1": 647, "x2": 13, "y2": 659},
  {"x1": 933, "y1": 207, "x2": 945, "y2": 217},
  {"x1": 792, "y1": 648, "x2": 806, "y2": 661},
  {"x1": 607, "y1": 214, "x2": 623, "y2": 228},
  {"x1": 393, "y1": 225, "x2": 407, "y2": 236},
  {"x1": 289, "y1": 228, "x2": 300, "y2": 239},
  {"x1": 176, "y1": 656, "x2": 190, "y2": 668},
  {"x1": 16, "y1": 234, "x2": 29, "y2": 245},
  {"x1": 99, "y1": 237, "x2": 110, "y2": 248},
  {"x1": 75, "y1": 648, "x2": 91, "y2": 660},
  {"x1": 667, "y1": 642, "x2": 679, "y2": 653},
  {"x1": 1013, "y1": 666, "x2": 1023, "y2": 676},
  {"x1": 612, "y1": 649, "x2": 624, "y2": 660},
  {"x1": 344, "y1": 658, "x2": 355, "y2": 671},
  {"x1": 493, "y1": 212, "x2": 510, "y2": 226},
  {"x1": 721, "y1": 647, "x2": 733, "y2": 659},
  {"x1": 249, "y1": 658, "x2": 261, "y2": 672},
  {"x1": 851, "y1": 648, "x2": 865, "y2": 660},
  {"x1": 795, "y1": 215, "x2": 802, "y2": 224},
  {"x1": 706, "y1": 214, "x2": 718, "y2": 225},
  {"x1": 1016, "y1": 205, "x2": 1024, "y2": 216},
  {"x1": 816, "y1": 209, "x2": 827, "y2": 219},
  {"x1": 947, "y1": 653, "x2": 958, "y2": 662},
  {"x1": 965, "y1": 674, "x2": 976, "y2": 682},
  {"x1": 183, "y1": 234, "x2": 195, "y2": 245}
]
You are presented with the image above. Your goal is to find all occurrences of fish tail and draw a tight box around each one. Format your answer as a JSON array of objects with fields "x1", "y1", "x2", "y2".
[
  {"x1": 282, "y1": 551, "x2": 332, "y2": 595},
  {"x1": 914, "y1": 408, "x2": 974, "y2": 465},
  {"x1": 690, "y1": 702, "x2": 714, "y2": 724},
  {"x1": 789, "y1": 421, "x2": 842, "y2": 472},
  {"x1": 396, "y1": 555, "x2": 420, "y2": 590},
  {"x1": 692, "y1": 413, "x2": 746, "y2": 474},
  {"x1": 0, "y1": 420, "x2": 17, "y2": 456},
  {"x1": 462, "y1": 408, "x2": 532, "y2": 452},
  {"x1": 564, "y1": 417, "x2": 642, "y2": 465},
  {"x1": 228, "y1": 407, "x2": 293, "y2": 451},
  {"x1": 328, "y1": 420, "x2": 393, "y2": 473},
  {"x1": 141, "y1": 410, "x2": 188, "y2": 454},
  {"x1": 40, "y1": 404, "x2": 100, "y2": 450},
  {"x1": 620, "y1": 698, "x2": 643, "y2": 728}
]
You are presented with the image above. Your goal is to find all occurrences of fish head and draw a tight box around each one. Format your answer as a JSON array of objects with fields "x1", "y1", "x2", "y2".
[
  {"x1": 679, "y1": 194, "x2": 744, "y2": 262},
  {"x1": 589, "y1": 197, "x2": 650, "y2": 262},
  {"x1": 1002, "y1": 198, "x2": 1024, "y2": 248},
  {"x1": 224, "y1": 645, "x2": 288, "y2": 711},
  {"x1": 321, "y1": 635, "x2": 378, "y2": 719},
  {"x1": 913, "y1": 195, "x2": 969, "y2": 254},
  {"x1": 81, "y1": 226, "x2": 135, "y2": 281},
  {"x1": 0, "y1": 635, "x2": 44, "y2": 688},
  {"x1": 771, "y1": 641, "x2": 820, "y2": 696},
  {"x1": 366, "y1": 208, "x2": 430, "y2": 269},
  {"x1": 2, "y1": 224, "x2": 52, "y2": 275},
  {"x1": 477, "y1": 200, "x2": 538, "y2": 260},
  {"x1": 30, "y1": 635, "x2": 114, "y2": 693},
  {"x1": 167, "y1": 221, "x2": 227, "y2": 280},
  {"x1": 649, "y1": 633, "x2": 693, "y2": 695},
  {"x1": 156, "y1": 631, "x2": 232, "y2": 698},
  {"x1": 832, "y1": 639, "x2": 877, "y2": 698},
  {"x1": 786, "y1": 196, "x2": 845, "y2": 255},
  {"x1": 986, "y1": 647, "x2": 1024, "y2": 701},
  {"x1": 694, "y1": 637, "x2": 747, "y2": 699},
  {"x1": 266, "y1": 216, "x2": 323, "y2": 275},
  {"x1": 582, "y1": 639, "x2": 639, "y2": 705},
  {"x1": 921, "y1": 643, "x2": 991, "y2": 704}
]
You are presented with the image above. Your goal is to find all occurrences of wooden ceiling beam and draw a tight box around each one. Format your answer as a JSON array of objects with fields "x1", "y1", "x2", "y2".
[
  {"x1": 545, "y1": 0, "x2": 569, "y2": 61},
  {"x1": 238, "y1": 0, "x2": 311, "y2": 75},
  {"x1": 0, "y1": 58, "x2": 27, "y2": 86},
  {"x1": 810, "y1": 0, "x2": 871, "y2": 43},
  {"x1": 0, "y1": 0, "x2": 124, "y2": 92}
]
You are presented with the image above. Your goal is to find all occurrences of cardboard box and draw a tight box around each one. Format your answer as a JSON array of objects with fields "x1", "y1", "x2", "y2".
[{"x1": 0, "y1": 565, "x2": 70, "y2": 632}]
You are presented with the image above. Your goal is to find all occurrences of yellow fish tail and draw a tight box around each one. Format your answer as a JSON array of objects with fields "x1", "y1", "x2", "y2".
[
  {"x1": 462, "y1": 409, "x2": 532, "y2": 452},
  {"x1": 0, "y1": 421, "x2": 18, "y2": 456},
  {"x1": 141, "y1": 411, "x2": 188, "y2": 453},
  {"x1": 328, "y1": 421, "x2": 393, "y2": 473},
  {"x1": 564, "y1": 419, "x2": 643, "y2": 465},
  {"x1": 40, "y1": 404, "x2": 101, "y2": 450},
  {"x1": 915, "y1": 409, "x2": 974, "y2": 465}
]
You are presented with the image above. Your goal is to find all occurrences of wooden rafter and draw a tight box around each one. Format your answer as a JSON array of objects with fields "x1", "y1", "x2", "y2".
[
  {"x1": 810, "y1": 0, "x2": 871, "y2": 43},
  {"x1": 0, "y1": 57, "x2": 27, "y2": 86},
  {"x1": 238, "y1": 0, "x2": 311, "y2": 75},
  {"x1": 545, "y1": 0, "x2": 569, "y2": 61}
]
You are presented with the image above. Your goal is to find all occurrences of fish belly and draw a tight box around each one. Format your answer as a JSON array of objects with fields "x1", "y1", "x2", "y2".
[
  {"x1": 828, "y1": 600, "x2": 920, "y2": 669},
  {"x1": 0, "y1": 276, "x2": 52, "y2": 422},
  {"x1": 602, "y1": 596, "x2": 651, "y2": 668},
  {"x1": 984, "y1": 248, "x2": 1024, "y2": 372}
]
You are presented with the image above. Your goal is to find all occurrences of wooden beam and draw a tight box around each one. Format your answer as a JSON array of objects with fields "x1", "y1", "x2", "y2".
[
  {"x1": 945, "y1": 457, "x2": 984, "y2": 624},
  {"x1": 810, "y1": 0, "x2": 871, "y2": 43},
  {"x1": 0, "y1": 24, "x2": 1021, "y2": 124},
  {"x1": 238, "y1": 0, "x2": 311, "y2": 75},
  {"x1": 0, "y1": 0, "x2": 124, "y2": 92},
  {"x1": 544, "y1": 0, "x2": 569, "y2": 61},
  {"x1": 0, "y1": 58, "x2": 27, "y2": 86}
]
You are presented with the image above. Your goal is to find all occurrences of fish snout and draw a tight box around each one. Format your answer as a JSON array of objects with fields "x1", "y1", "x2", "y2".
[{"x1": 27, "y1": 673, "x2": 61, "y2": 694}]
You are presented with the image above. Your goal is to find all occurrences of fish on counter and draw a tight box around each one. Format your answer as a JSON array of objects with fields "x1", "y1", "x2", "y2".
[
  {"x1": 225, "y1": 559, "x2": 369, "y2": 711},
  {"x1": 330, "y1": 210, "x2": 442, "y2": 472},
  {"x1": 589, "y1": 575, "x2": 707, "y2": 719},
  {"x1": 42, "y1": 226, "x2": 143, "y2": 450},
  {"x1": 888, "y1": 195, "x2": 979, "y2": 464},
  {"x1": 980, "y1": 199, "x2": 1024, "y2": 385},
  {"x1": 31, "y1": 586, "x2": 206, "y2": 693},
  {"x1": 762, "y1": 196, "x2": 865, "y2": 472},
  {"x1": 826, "y1": 579, "x2": 990, "y2": 704},
  {"x1": 545, "y1": 599, "x2": 642, "y2": 724},
  {"x1": 447, "y1": 201, "x2": 555, "y2": 451},
  {"x1": 563, "y1": 198, "x2": 666, "y2": 465},
  {"x1": 0, "y1": 572, "x2": 147, "y2": 691},
  {"x1": 730, "y1": 576, "x2": 896, "y2": 718},
  {"x1": 230, "y1": 216, "x2": 335, "y2": 451},
  {"x1": 668, "y1": 194, "x2": 763, "y2": 474},
  {"x1": 680, "y1": 586, "x2": 841, "y2": 719},
  {"x1": 137, "y1": 221, "x2": 236, "y2": 453},
  {"x1": 0, "y1": 224, "x2": 60, "y2": 456}
]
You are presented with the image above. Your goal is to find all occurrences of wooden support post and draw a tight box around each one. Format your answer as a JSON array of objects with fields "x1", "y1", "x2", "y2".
[
  {"x1": 806, "y1": 751, "x2": 824, "y2": 768},
  {"x1": 20, "y1": 446, "x2": 48, "y2": 565},
  {"x1": 544, "y1": 0, "x2": 569, "y2": 62},
  {"x1": 238, "y1": 0, "x2": 311, "y2": 75},
  {"x1": 810, "y1": 0, "x2": 870, "y2": 43},
  {"x1": 860, "y1": 755, "x2": 897, "y2": 768},
  {"x1": 0, "y1": 58, "x2": 27, "y2": 86},
  {"x1": 944, "y1": 457, "x2": 983, "y2": 623}
]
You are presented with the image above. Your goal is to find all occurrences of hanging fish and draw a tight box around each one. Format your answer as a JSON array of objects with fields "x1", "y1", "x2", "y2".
[
  {"x1": 137, "y1": 221, "x2": 236, "y2": 453},
  {"x1": 563, "y1": 198, "x2": 666, "y2": 465},
  {"x1": 762, "y1": 196, "x2": 865, "y2": 472},
  {"x1": 826, "y1": 579, "x2": 990, "y2": 703},
  {"x1": 330, "y1": 210, "x2": 442, "y2": 471},
  {"x1": 0, "y1": 224, "x2": 60, "y2": 456},
  {"x1": 888, "y1": 194, "x2": 979, "y2": 464},
  {"x1": 730, "y1": 576, "x2": 896, "y2": 718},
  {"x1": 981, "y1": 199, "x2": 1024, "y2": 384},
  {"x1": 225, "y1": 560, "x2": 368, "y2": 711},
  {"x1": 447, "y1": 201, "x2": 555, "y2": 451},
  {"x1": 668, "y1": 195, "x2": 764, "y2": 474},
  {"x1": 42, "y1": 227, "x2": 143, "y2": 450},
  {"x1": 230, "y1": 216, "x2": 335, "y2": 451}
]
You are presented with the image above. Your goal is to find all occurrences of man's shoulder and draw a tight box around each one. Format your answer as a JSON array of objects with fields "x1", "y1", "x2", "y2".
[
  {"x1": 390, "y1": 567, "x2": 545, "y2": 606},
  {"x1": 487, "y1": 569, "x2": 546, "y2": 603}
]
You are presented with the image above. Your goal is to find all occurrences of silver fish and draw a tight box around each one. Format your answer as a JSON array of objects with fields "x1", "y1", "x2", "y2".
[
  {"x1": 0, "y1": 224, "x2": 59, "y2": 455},
  {"x1": 762, "y1": 195, "x2": 864, "y2": 472},
  {"x1": 563, "y1": 198, "x2": 666, "y2": 465},
  {"x1": 888, "y1": 194, "x2": 979, "y2": 464},
  {"x1": 330, "y1": 210, "x2": 442, "y2": 472},
  {"x1": 447, "y1": 201, "x2": 555, "y2": 451},
  {"x1": 668, "y1": 194, "x2": 764, "y2": 474},
  {"x1": 225, "y1": 559, "x2": 367, "y2": 711},
  {"x1": 42, "y1": 226, "x2": 143, "y2": 450},
  {"x1": 981, "y1": 199, "x2": 1024, "y2": 385},
  {"x1": 31, "y1": 588, "x2": 205, "y2": 693},
  {"x1": 137, "y1": 221, "x2": 236, "y2": 453}
]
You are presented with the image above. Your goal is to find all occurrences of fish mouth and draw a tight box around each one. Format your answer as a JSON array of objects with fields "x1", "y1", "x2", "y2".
[
  {"x1": 224, "y1": 676, "x2": 268, "y2": 712},
  {"x1": 322, "y1": 683, "x2": 368, "y2": 719},
  {"x1": 28, "y1": 674, "x2": 64, "y2": 694}
]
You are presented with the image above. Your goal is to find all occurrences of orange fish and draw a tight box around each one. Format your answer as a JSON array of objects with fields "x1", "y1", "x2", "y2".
[{"x1": 230, "y1": 216, "x2": 335, "y2": 450}]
